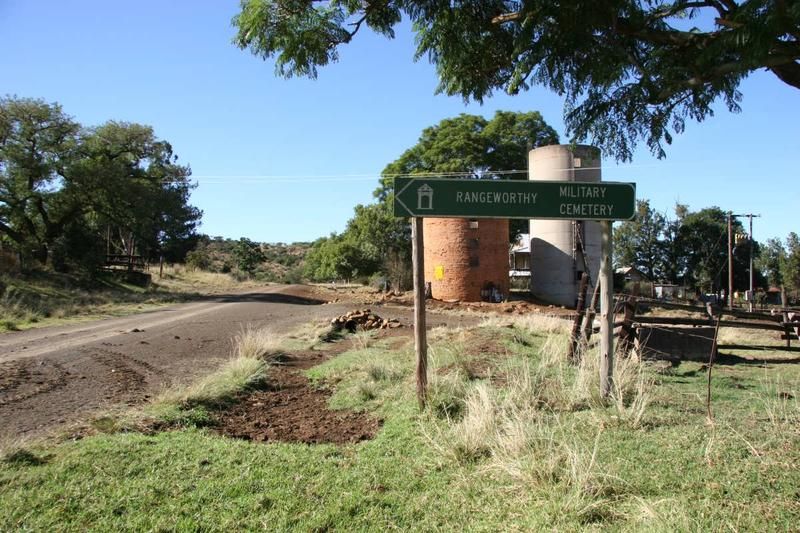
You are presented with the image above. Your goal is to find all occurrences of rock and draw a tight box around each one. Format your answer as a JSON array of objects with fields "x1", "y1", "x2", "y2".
[{"x1": 330, "y1": 309, "x2": 401, "y2": 332}]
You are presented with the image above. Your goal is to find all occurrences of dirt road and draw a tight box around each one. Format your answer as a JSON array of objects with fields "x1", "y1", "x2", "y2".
[{"x1": 0, "y1": 285, "x2": 402, "y2": 438}]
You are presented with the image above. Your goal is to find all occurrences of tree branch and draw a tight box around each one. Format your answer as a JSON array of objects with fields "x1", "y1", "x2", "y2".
[
  {"x1": 770, "y1": 61, "x2": 800, "y2": 89},
  {"x1": 651, "y1": 1, "x2": 723, "y2": 20},
  {"x1": 345, "y1": 13, "x2": 368, "y2": 42},
  {"x1": 616, "y1": 18, "x2": 721, "y2": 46},
  {"x1": 0, "y1": 219, "x2": 24, "y2": 244},
  {"x1": 492, "y1": 12, "x2": 522, "y2": 24}
]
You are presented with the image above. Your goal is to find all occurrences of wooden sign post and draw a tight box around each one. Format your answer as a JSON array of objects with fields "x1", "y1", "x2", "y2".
[
  {"x1": 599, "y1": 221, "x2": 614, "y2": 398},
  {"x1": 395, "y1": 178, "x2": 634, "y2": 408},
  {"x1": 412, "y1": 217, "x2": 428, "y2": 409}
]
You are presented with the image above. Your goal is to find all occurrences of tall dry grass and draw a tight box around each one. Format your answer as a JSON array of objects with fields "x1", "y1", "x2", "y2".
[
  {"x1": 756, "y1": 376, "x2": 799, "y2": 432},
  {"x1": 155, "y1": 325, "x2": 281, "y2": 406},
  {"x1": 479, "y1": 313, "x2": 572, "y2": 336},
  {"x1": 423, "y1": 320, "x2": 653, "y2": 512}
]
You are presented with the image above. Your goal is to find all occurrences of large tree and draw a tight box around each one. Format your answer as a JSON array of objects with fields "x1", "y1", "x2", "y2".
[
  {"x1": 376, "y1": 110, "x2": 558, "y2": 200},
  {"x1": 73, "y1": 121, "x2": 202, "y2": 263},
  {"x1": 0, "y1": 96, "x2": 201, "y2": 271},
  {"x1": 614, "y1": 200, "x2": 669, "y2": 281},
  {"x1": 233, "y1": 0, "x2": 800, "y2": 161},
  {"x1": 613, "y1": 202, "x2": 773, "y2": 292},
  {"x1": 0, "y1": 97, "x2": 81, "y2": 263},
  {"x1": 676, "y1": 206, "x2": 761, "y2": 293},
  {"x1": 377, "y1": 110, "x2": 557, "y2": 239},
  {"x1": 756, "y1": 237, "x2": 786, "y2": 288}
]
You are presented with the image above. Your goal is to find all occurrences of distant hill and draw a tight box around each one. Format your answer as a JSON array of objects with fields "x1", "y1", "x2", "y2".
[{"x1": 186, "y1": 236, "x2": 311, "y2": 283}]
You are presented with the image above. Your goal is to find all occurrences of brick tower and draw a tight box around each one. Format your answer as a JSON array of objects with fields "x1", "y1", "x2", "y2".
[{"x1": 423, "y1": 218, "x2": 509, "y2": 302}]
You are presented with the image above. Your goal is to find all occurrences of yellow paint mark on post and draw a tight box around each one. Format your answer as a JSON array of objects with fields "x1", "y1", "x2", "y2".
[{"x1": 434, "y1": 265, "x2": 445, "y2": 280}]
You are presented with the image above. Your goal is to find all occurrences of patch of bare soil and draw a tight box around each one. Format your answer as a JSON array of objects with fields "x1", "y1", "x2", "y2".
[{"x1": 214, "y1": 341, "x2": 384, "y2": 445}]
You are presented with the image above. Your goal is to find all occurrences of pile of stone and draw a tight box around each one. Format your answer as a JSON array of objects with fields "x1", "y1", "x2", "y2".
[{"x1": 330, "y1": 309, "x2": 402, "y2": 332}]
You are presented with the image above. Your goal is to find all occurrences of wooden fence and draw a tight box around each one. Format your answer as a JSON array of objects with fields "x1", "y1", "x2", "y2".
[{"x1": 616, "y1": 296, "x2": 800, "y2": 358}]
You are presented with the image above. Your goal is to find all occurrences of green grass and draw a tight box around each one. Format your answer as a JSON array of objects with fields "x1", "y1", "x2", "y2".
[{"x1": 1, "y1": 323, "x2": 798, "y2": 530}]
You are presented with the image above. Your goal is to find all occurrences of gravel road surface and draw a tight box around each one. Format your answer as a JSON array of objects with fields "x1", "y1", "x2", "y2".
[{"x1": 0, "y1": 285, "x2": 376, "y2": 438}]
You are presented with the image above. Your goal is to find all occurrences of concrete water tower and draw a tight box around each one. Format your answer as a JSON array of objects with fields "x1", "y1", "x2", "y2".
[{"x1": 529, "y1": 145, "x2": 602, "y2": 307}]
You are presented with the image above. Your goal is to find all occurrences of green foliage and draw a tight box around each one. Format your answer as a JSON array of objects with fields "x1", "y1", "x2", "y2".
[
  {"x1": 613, "y1": 200, "x2": 669, "y2": 281},
  {"x1": 677, "y1": 207, "x2": 752, "y2": 292},
  {"x1": 614, "y1": 202, "x2": 771, "y2": 291},
  {"x1": 233, "y1": 0, "x2": 800, "y2": 161},
  {"x1": 756, "y1": 237, "x2": 786, "y2": 289},
  {"x1": 184, "y1": 237, "x2": 311, "y2": 282},
  {"x1": 303, "y1": 234, "x2": 368, "y2": 282},
  {"x1": 376, "y1": 111, "x2": 558, "y2": 201},
  {"x1": 0, "y1": 96, "x2": 202, "y2": 272},
  {"x1": 232, "y1": 238, "x2": 265, "y2": 275},
  {"x1": 185, "y1": 248, "x2": 212, "y2": 271},
  {"x1": 783, "y1": 232, "x2": 800, "y2": 299},
  {"x1": 0, "y1": 96, "x2": 81, "y2": 264}
]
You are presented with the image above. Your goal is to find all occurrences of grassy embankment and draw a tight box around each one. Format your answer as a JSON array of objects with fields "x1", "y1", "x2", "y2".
[
  {"x1": 0, "y1": 266, "x2": 260, "y2": 332},
  {"x1": 1, "y1": 316, "x2": 798, "y2": 530}
]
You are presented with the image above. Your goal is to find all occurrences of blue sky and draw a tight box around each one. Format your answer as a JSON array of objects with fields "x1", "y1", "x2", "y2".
[{"x1": 1, "y1": 1, "x2": 797, "y2": 244}]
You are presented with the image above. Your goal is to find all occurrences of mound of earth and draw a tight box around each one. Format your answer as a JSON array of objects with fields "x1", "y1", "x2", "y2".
[{"x1": 214, "y1": 345, "x2": 382, "y2": 445}]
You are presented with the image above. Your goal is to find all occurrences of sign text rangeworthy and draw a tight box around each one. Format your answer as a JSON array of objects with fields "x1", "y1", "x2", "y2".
[{"x1": 393, "y1": 177, "x2": 636, "y2": 220}]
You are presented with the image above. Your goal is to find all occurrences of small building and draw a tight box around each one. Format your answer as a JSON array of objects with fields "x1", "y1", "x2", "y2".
[
  {"x1": 654, "y1": 283, "x2": 688, "y2": 300},
  {"x1": 765, "y1": 287, "x2": 784, "y2": 306},
  {"x1": 615, "y1": 266, "x2": 649, "y2": 283},
  {"x1": 509, "y1": 233, "x2": 531, "y2": 275}
]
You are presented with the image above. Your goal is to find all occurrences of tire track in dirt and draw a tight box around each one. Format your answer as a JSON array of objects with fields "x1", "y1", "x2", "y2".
[
  {"x1": 95, "y1": 343, "x2": 165, "y2": 376},
  {"x1": 85, "y1": 347, "x2": 167, "y2": 401},
  {"x1": 0, "y1": 359, "x2": 69, "y2": 406}
]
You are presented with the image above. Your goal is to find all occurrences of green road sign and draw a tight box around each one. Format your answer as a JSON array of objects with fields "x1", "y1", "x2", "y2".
[{"x1": 393, "y1": 177, "x2": 635, "y2": 220}]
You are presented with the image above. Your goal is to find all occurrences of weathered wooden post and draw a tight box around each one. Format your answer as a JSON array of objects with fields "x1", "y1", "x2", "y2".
[
  {"x1": 412, "y1": 217, "x2": 428, "y2": 409},
  {"x1": 599, "y1": 221, "x2": 614, "y2": 398},
  {"x1": 582, "y1": 277, "x2": 600, "y2": 343},
  {"x1": 568, "y1": 272, "x2": 589, "y2": 363}
]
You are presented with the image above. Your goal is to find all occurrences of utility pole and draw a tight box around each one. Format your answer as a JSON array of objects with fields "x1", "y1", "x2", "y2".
[
  {"x1": 727, "y1": 213, "x2": 733, "y2": 310},
  {"x1": 731, "y1": 213, "x2": 761, "y2": 312}
]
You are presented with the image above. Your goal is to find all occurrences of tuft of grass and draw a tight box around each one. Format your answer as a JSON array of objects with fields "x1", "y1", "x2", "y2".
[
  {"x1": 1, "y1": 448, "x2": 47, "y2": 467},
  {"x1": 756, "y1": 375, "x2": 799, "y2": 431},
  {"x1": 427, "y1": 371, "x2": 470, "y2": 420},
  {"x1": 179, "y1": 351, "x2": 266, "y2": 404},
  {"x1": 351, "y1": 327, "x2": 378, "y2": 350},
  {"x1": 366, "y1": 363, "x2": 403, "y2": 383},
  {"x1": 356, "y1": 381, "x2": 378, "y2": 401},
  {"x1": 284, "y1": 320, "x2": 340, "y2": 348},
  {"x1": 155, "y1": 327, "x2": 277, "y2": 408},
  {"x1": 231, "y1": 325, "x2": 284, "y2": 360}
]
